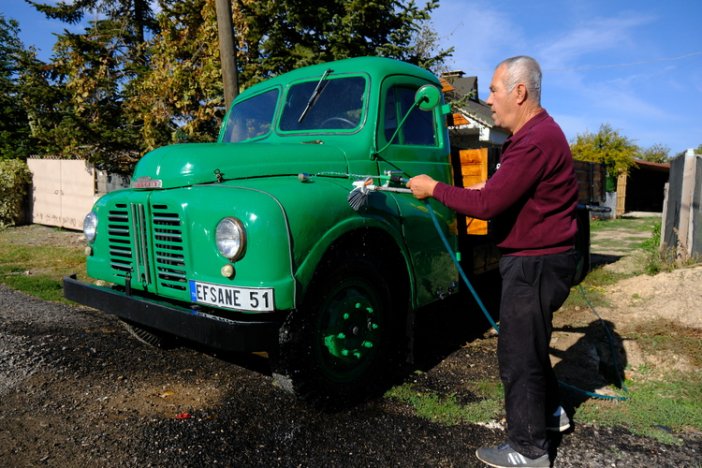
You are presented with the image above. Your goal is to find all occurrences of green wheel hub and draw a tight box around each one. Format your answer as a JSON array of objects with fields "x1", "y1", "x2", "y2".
[
  {"x1": 323, "y1": 296, "x2": 380, "y2": 362},
  {"x1": 315, "y1": 279, "x2": 385, "y2": 382}
]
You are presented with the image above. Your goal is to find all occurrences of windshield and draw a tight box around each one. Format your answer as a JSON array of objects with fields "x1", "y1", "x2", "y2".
[
  {"x1": 280, "y1": 76, "x2": 366, "y2": 132},
  {"x1": 221, "y1": 88, "x2": 279, "y2": 143}
]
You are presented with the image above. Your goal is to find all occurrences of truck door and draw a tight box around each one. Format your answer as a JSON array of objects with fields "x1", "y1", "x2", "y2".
[{"x1": 376, "y1": 76, "x2": 458, "y2": 307}]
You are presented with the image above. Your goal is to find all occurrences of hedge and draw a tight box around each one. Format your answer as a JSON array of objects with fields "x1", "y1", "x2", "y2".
[{"x1": 0, "y1": 159, "x2": 32, "y2": 228}]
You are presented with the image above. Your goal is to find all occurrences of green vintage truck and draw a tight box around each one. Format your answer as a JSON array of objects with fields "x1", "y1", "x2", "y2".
[{"x1": 64, "y1": 56, "x2": 590, "y2": 407}]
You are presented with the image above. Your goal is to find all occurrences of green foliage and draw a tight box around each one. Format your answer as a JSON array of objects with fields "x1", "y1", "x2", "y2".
[
  {"x1": 27, "y1": 0, "x2": 158, "y2": 42},
  {"x1": 125, "y1": 0, "x2": 224, "y2": 151},
  {"x1": 639, "y1": 144, "x2": 670, "y2": 163},
  {"x1": 235, "y1": 0, "x2": 451, "y2": 82},
  {"x1": 571, "y1": 123, "x2": 639, "y2": 176},
  {"x1": 640, "y1": 220, "x2": 670, "y2": 275},
  {"x1": 0, "y1": 159, "x2": 31, "y2": 227},
  {"x1": 0, "y1": 15, "x2": 34, "y2": 160}
]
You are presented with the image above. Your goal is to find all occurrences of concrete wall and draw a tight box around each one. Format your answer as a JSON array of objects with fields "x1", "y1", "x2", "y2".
[{"x1": 661, "y1": 149, "x2": 702, "y2": 258}]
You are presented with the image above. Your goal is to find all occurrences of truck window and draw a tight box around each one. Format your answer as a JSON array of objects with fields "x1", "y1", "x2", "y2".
[
  {"x1": 384, "y1": 86, "x2": 436, "y2": 146},
  {"x1": 221, "y1": 88, "x2": 279, "y2": 143},
  {"x1": 279, "y1": 77, "x2": 366, "y2": 132}
]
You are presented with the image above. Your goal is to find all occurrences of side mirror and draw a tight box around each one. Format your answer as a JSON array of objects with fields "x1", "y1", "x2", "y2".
[{"x1": 414, "y1": 84, "x2": 441, "y2": 111}]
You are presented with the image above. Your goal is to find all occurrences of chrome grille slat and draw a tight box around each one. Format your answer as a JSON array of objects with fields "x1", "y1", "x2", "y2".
[
  {"x1": 109, "y1": 248, "x2": 132, "y2": 257},
  {"x1": 107, "y1": 205, "x2": 133, "y2": 278},
  {"x1": 110, "y1": 262, "x2": 132, "y2": 271},
  {"x1": 152, "y1": 205, "x2": 187, "y2": 291},
  {"x1": 130, "y1": 203, "x2": 151, "y2": 285},
  {"x1": 154, "y1": 232, "x2": 183, "y2": 240}
]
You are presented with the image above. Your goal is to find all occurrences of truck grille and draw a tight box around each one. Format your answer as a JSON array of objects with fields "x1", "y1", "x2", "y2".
[{"x1": 106, "y1": 202, "x2": 187, "y2": 292}]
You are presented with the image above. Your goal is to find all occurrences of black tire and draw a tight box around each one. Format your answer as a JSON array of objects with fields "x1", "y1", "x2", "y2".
[
  {"x1": 272, "y1": 248, "x2": 406, "y2": 409},
  {"x1": 120, "y1": 319, "x2": 174, "y2": 349}
]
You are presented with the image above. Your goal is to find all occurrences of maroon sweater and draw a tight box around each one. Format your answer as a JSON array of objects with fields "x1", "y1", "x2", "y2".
[{"x1": 434, "y1": 110, "x2": 578, "y2": 256}]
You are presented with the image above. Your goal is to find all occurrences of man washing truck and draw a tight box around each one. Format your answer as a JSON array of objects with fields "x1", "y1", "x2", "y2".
[
  {"x1": 64, "y1": 57, "x2": 591, "y2": 415},
  {"x1": 408, "y1": 56, "x2": 577, "y2": 468}
]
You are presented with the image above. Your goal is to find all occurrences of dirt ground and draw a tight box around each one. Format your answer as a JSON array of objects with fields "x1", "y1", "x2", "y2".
[
  {"x1": 1, "y1": 221, "x2": 701, "y2": 467},
  {"x1": 550, "y1": 218, "x2": 702, "y2": 394}
]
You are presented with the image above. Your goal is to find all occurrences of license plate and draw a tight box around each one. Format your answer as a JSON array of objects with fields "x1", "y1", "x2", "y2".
[{"x1": 189, "y1": 280, "x2": 274, "y2": 312}]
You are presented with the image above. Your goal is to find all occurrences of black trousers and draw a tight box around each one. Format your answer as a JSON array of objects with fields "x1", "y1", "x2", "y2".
[{"x1": 497, "y1": 250, "x2": 576, "y2": 459}]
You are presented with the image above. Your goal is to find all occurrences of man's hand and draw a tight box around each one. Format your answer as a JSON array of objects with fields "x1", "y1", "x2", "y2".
[{"x1": 407, "y1": 174, "x2": 438, "y2": 200}]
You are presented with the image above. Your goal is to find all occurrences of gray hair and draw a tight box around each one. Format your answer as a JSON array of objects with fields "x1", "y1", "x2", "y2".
[{"x1": 498, "y1": 56, "x2": 542, "y2": 105}]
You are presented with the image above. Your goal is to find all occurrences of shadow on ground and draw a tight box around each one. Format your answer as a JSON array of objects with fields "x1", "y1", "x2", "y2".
[{"x1": 552, "y1": 319, "x2": 628, "y2": 412}]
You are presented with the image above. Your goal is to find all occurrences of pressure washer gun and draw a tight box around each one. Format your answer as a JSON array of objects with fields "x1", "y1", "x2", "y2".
[{"x1": 347, "y1": 171, "x2": 411, "y2": 211}]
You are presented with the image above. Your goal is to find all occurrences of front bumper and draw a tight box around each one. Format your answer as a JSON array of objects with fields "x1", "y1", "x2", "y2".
[{"x1": 63, "y1": 275, "x2": 283, "y2": 352}]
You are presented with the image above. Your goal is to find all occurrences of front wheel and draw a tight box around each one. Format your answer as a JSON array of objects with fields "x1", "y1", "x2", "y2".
[{"x1": 272, "y1": 250, "x2": 405, "y2": 408}]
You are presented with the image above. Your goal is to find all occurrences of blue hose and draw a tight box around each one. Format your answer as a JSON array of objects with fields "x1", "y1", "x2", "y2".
[
  {"x1": 424, "y1": 202, "x2": 628, "y2": 401},
  {"x1": 425, "y1": 202, "x2": 499, "y2": 332}
]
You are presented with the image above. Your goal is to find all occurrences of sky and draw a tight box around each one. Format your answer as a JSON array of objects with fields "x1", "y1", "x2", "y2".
[
  {"x1": 431, "y1": 0, "x2": 702, "y2": 154},
  {"x1": 3, "y1": 0, "x2": 702, "y2": 154}
]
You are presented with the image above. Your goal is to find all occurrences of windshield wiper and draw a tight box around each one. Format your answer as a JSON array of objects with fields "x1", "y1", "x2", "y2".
[{"x1": 297, "y1": 68, "x2": 333, "y2": 123}]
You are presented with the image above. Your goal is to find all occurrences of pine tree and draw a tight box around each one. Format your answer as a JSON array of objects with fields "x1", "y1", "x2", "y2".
[{"x1": 0, "y1": 15, "x2": 34, "y2": 160}]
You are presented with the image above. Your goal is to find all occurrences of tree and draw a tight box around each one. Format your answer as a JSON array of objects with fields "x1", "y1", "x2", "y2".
[
  {"x1": 234, "y1": 0, "x2": 451, "y2": 84},
  {"x1": 15, "y1": 47, "x2": 68, "y2": 157},
  {"x1": 639, "y1": 144, "x2": 670, "y2": 163},
  {"x1": 571, "y1": 123, "x2": 638, "y2": 177},
  {"x1": 125, "y1": 0, "x2": 224, "y2": 152},
  {"x1": 0, "y1": 15, "x2": 34, "y2": 160},
  {"x1": 23, "y1": 0, "x2": 452, "y2": 167},
  {"x1": 406, "y1": 20, "x2": 454, "y2": 75},
  {"x1": 26, "y1": 0, "x2": 160, "y2": 171},
  {"x1": 129, "y1": 0, "x2": 452, "y2": 151},
  {"x1": 27, "y1": 0, "x2": 157, "y2": 46}
]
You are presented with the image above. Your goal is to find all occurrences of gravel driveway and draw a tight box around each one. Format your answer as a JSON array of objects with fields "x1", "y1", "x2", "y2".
[{"x1": 1, "y1": 282, "x2": 700, "y2": 467}]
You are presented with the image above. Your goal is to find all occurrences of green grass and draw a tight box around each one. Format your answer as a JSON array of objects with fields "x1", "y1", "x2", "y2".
[
  {"x1": 388, "y1": 368, "x2": 702, "y2": 444},
  {"x1": 577, "y1": 370, "x2": 702, "y2": 444},
  {"x1": 590, "y1": 216, "x2": 659, "y2": 235},
  {"x1": 0, "y1": 226, "x2": 86, "y2": 302},
  {"x1": 385, "y1": 378, "x2": 503, "y2": 426}
]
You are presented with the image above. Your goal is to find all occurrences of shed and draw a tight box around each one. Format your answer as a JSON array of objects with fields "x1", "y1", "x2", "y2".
[{"x1": 615, "y1": 159, "x2": 670, "y2": 217}]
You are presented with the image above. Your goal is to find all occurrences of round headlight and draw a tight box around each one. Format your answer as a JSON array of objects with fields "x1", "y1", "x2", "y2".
[
  {"x1": 84, "y1": 211, "x2": 98, "y2": 242},
  {"x1": 216, "y1": 217, "x2": 246, "y2": 260}
]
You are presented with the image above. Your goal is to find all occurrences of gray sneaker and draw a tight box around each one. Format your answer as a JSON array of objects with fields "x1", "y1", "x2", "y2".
[
  {"x1": 546, "y1": 406, "x2": 571, "y2": 432},
  {"x1": 475, "y1": 443, "x2": 550, "y2": 467}
]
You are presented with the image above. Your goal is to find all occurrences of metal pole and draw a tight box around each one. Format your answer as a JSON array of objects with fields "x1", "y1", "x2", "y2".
[{"x1": 215, "y1": 0, "x2": 239, "y2": 108}]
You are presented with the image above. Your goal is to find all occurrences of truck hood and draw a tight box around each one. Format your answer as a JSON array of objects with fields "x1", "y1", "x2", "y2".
[{"x1": 131, "y1": 142, "x2": 349, "y2": 189}]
